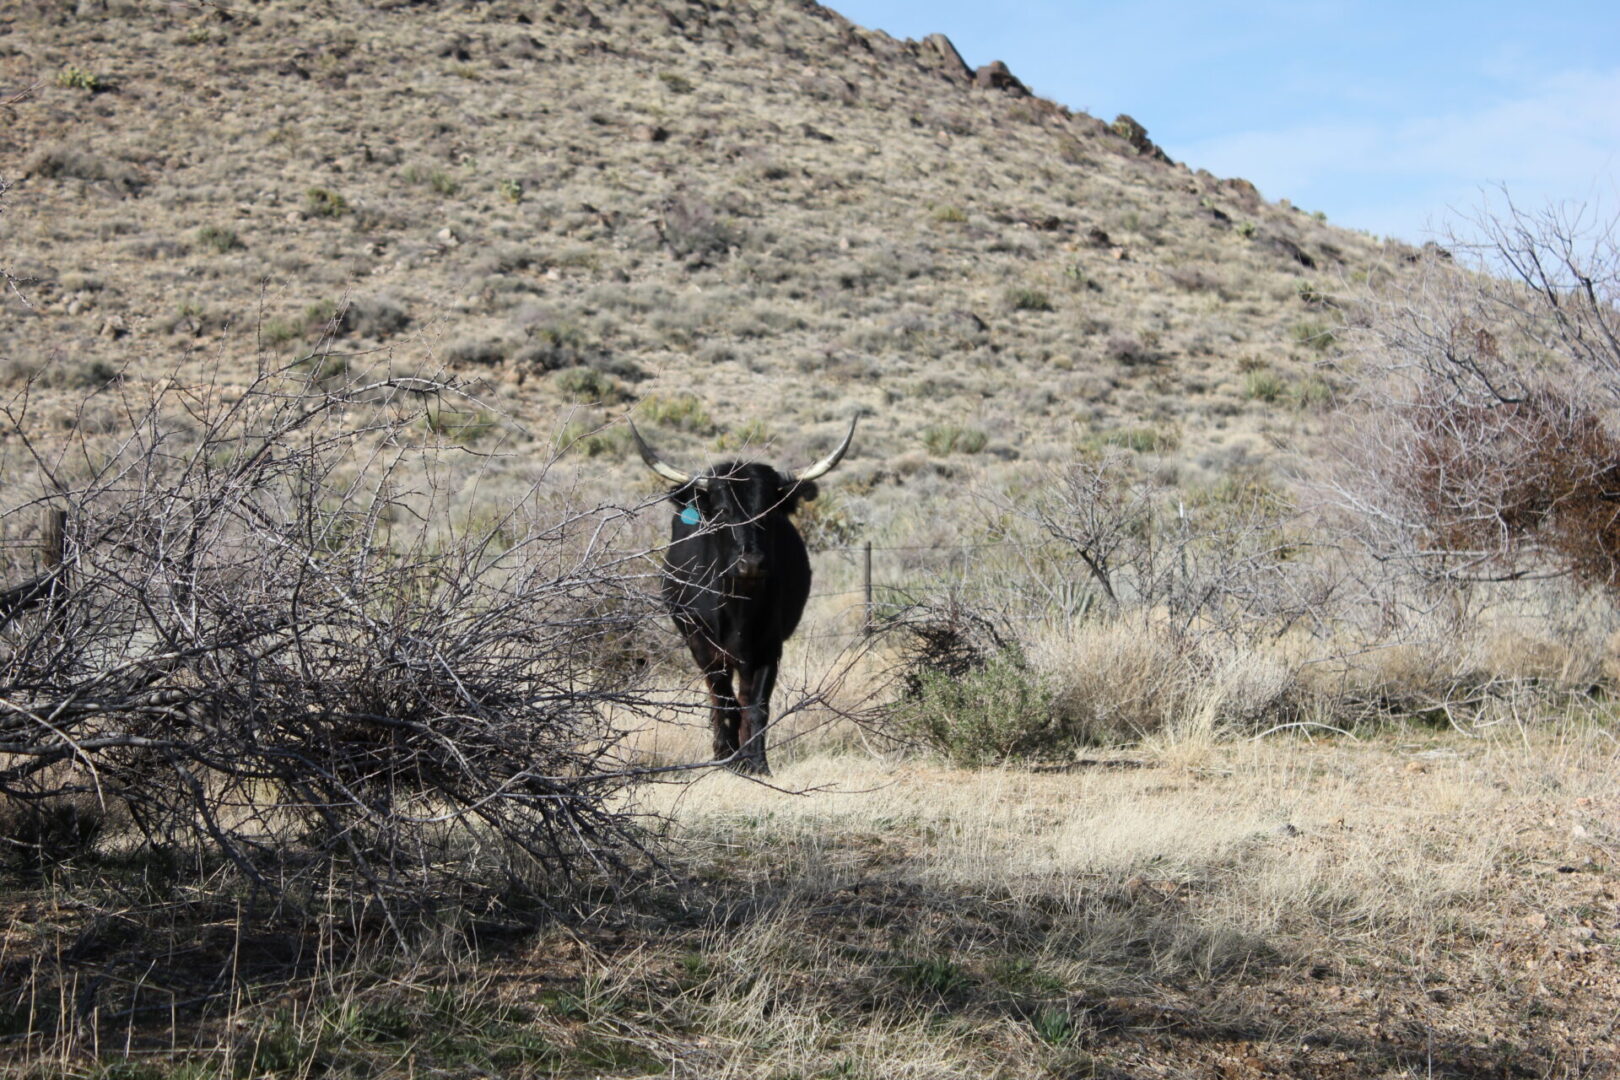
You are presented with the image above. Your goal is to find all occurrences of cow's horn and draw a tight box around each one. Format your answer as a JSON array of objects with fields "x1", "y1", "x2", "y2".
[
  {"x1": 793, "y1": 416, "x2": 858, "y2": 482},
  {"x1": 628, "y1": 419, "x2": 701, "y2": 486}
]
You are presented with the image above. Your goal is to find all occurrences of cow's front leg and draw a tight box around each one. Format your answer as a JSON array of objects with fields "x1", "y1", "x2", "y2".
[
  {"x1": 686, "y1": 634, "x2": 742, "y2": 763},
  {"x1": 733, "y1": 662, "x2": 778, "y2": 775},
  {"x1": 704, "y1": 666, "x2": 742, "y2": 763}
]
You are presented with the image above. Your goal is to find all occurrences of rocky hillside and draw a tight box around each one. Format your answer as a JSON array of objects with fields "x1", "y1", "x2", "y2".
[{"x1": 0, "y1": 0, "x2": 1401, "y2": 525}]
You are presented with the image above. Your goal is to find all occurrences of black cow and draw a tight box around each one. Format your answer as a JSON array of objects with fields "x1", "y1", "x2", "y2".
[{"x1": 631, "y1": 418, "x2": 857, "y2": 775}]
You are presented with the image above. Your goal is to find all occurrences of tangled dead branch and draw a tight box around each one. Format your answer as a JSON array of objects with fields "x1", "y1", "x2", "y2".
[{"x1": 0, "y1": 360, "x2": 670, "y2": 917}]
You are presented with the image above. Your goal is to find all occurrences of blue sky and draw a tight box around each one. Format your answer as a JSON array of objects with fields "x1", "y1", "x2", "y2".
[{"x1": 834, "y1": 1, "x2": 1620, "y2": 244}]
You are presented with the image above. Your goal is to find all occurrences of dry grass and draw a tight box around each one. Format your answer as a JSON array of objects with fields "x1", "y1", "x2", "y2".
[
  {"x1": 11, "y1": 726, "x2": 1613, "y2": 1076},
  {"x1": 625, "y1": 724, "x2": 1620, "y2": 1077}
]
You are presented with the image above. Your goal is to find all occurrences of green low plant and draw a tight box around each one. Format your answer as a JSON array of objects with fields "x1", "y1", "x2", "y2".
[
  {"x1": 1244, "y1": 369, "x2": 1286, "y2": 403},
  {"x1": 303, "y1": 187, "x2": 349, "y2": 218},
  {"x1": 425, "y1": 408, "x2": 497, "y2": 443},
  {"x1": 557, "y1": 422, "x2": 629, "y2": 459},
  {"x1": 896, "y1": 651, "x2": 1057, "y2": 766},
  {"x1": 262, "y1": 316, "x2": 302, "y2": 347},
  {"x1": 554, "y1": 368, "x2": 625, "y2": 404},
  {"x1": 714, "y1": 419, "x2": 770, "y2": 452},
  {"x1": 923, "y1": 424, "x2": 987, "y2": 455},
  {"x1": 194, "y1": 224, "x2": 241, "y2": 253},
  {"x1": 1032, "y1": 1007, "x2": 1079, "y2": 1046},
  {"x1": 1294, "y1": 375, "x2": 1334, "y2": 410},
  {"x1": 639, "y1": 392, "x2": 713, "y2": 433},
  {"x1": 1006, "y1": 286, "x2": 1054, "y2": 312},
  {"x1": 1097, "y1": 426, "x2": 1176, "y2": 454},
  {"x1": 1290, "y1": 319, "x2": 1337, "y2": 351},
  {"x1": 899, "y1": 955, "x2": 970, "y2": 998},
  {"x1": 55, "y1": 66, "x2": 102, "y2": 92}
]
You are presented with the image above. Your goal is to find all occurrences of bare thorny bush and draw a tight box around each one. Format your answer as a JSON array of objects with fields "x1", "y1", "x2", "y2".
[
  {"x1": 0, "y1": 358, "x2": 680, "y2": 925},
  {"x1": 1335, "y1": 197, "x2": 1620, "y2": 590},
  {"x1": 1302, "y1": 197, "x2": 1620, "y2": 720}
]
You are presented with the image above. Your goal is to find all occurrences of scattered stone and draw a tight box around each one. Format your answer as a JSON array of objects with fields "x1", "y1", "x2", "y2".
[
  {"x1": 973, "y1": 60, "x2": 1029, "y2": 96},
  {"x1": 1262, "y1": 234, "x2": 1316, "y2": 269},
  {"x1": 1223, "y1": 177, "x2": 1262, "y2": 209},
  {"x1": 948, "y1": 309, "x2": 988, "y2": 334},
  {"x1": 631, "y1": 123, "x2": 670, "y2": 143},
  {"x1": 436, "y1": 226, "x2": 460, "y2": 246},
  {"x1": 437, "y1": 35, "x2": 473, "y2": 61},
  {"x1": 1111, "y1": 113, "x2": 1156, "y2": 154}
]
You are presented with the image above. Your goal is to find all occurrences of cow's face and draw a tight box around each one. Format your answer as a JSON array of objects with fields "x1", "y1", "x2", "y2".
[{"x1": 674, "y1": 463, "x2": 816, "y2": 579}]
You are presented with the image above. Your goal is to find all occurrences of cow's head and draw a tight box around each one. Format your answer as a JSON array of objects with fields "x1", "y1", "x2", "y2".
[{"x1": 630, "y1": 417, "x2": 857, "y2": 579}]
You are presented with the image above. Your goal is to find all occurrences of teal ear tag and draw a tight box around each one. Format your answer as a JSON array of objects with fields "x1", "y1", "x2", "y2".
[{"x1": 679, "y1": 505, "x2": 700, "y2": 526}]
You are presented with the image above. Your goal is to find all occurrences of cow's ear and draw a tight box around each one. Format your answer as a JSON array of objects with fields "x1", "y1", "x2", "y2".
[
  {"x1": 669, "y1": 480, "x2": 701, "y2": 507},
  {"x1": 789, "y1": 479, "x2": 819, "y2": 506}
]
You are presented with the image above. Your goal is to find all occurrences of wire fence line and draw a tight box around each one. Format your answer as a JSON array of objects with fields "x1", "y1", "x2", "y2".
[{"x1": 792, "y1": 535, "x2": 1099, "y2": 643}]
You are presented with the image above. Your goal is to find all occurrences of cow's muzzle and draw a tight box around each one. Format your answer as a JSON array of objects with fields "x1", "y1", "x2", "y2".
[{"x1": 731, "y1": 552, "x2": 766, "y2": 579}]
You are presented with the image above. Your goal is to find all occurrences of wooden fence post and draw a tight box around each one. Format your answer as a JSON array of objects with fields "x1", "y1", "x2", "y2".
[
  {"x1": 862, "y1": 540, "x2": 873, "y2": 637},
  {"x1": 41, "y1": 506, "x2": 66, "y2": 570}
]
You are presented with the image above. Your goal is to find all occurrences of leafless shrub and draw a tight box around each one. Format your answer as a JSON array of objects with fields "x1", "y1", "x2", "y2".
[
  {"x1": 23, "y1": 142, "x2": 142, "y2": 190},
  {"x1": 0, "y1": 360, "x2": 670, "y2": 918},
  {"x1": 1104, "y1": 333, "x2": 1156, "y2": 366},
  {"x1": 655, "y1": 191, "x2": 741, "y2": 262},
  {"x1": 1024, "y1": 453, "x2": 1311, "y2": 641},
  {"x1": 1334, "y1": 196, "x2": 1620, "y2": 590}
]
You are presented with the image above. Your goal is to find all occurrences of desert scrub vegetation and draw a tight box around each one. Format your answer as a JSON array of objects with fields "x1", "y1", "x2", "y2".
[
  {"x1": 1334, "y1": 197, "x2": 1620, "y2": 593},
  {"x1": 922, "y1": 423, "x2": 988, "y2": 455},
  {"x1": 894, "y1": 648, "x2": 1058, "y2": 765},
  {"x1": 1006, "y1": 286, "x2": 1055, "y2": 312},
  {"x1": 402, "y1": 162, "x2": 461, "y2": 196},
  {"x1": 637, "y1": 391, "x2": 714, "y2": 433},
  {"x1": 53, "y1": 64, "x2": 104, "y2": 92},
  {"x1": 553, "y1": 365, "x2": 627, "y2": 403},
  {"x1": 1289, "y1": 318, "x2": 1337, "y2": 351},
  {"x1": 303, "y1": 185, "x2": 350, "y2": 218},
  {"x1": 194, "y1": 223, "x2": 242, "y2": 253},
  {"x1": 0, "y1": 361, "x2": 673, "y2": 922},
  {"x1": 1242, "y1": 367, "x2": 1286, "y2": 402}
]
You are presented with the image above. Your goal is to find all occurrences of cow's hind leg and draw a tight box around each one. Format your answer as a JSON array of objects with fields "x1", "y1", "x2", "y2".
[
  {"x1": 686, "y1": 635, "x2": 742, "y2": 763},
  {"x1": 733, "y1": 662, "x2": 778, "y2": 776}
]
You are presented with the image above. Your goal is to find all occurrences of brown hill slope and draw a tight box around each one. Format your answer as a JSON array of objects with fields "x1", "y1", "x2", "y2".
[{"x1": 0, "y1": 0, "x2": 1398, "y2": 516}]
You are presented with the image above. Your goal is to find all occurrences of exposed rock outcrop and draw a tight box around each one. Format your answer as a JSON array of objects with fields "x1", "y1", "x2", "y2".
[
  {"x1": 973, "y1": 60, "x2": 1029, "y2": 96},
  {"x1": 917, "y1": 32, "x2": 971, "y2": 81}
]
